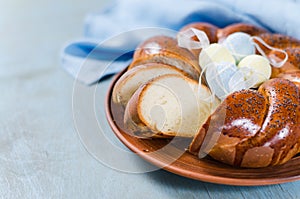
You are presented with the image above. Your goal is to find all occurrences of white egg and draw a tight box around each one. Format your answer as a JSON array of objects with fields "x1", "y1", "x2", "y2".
[
  {"x1": 238, "y1": 54, "x2": 271, "y2": 88},
  {"x1": 205, "y1": 62, "x2": 245, "y2": 100},
  {"x1": 199, "y1": 43, "x2": 235, "y2": 70},
  {"x1": 222, "y1": 32, "x2": 255, "y2": 63}
]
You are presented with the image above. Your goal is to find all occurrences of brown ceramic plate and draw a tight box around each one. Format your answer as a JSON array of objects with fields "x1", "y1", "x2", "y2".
[{"x1": 105, "y1": 69, "x2": 300, "y2": 186}]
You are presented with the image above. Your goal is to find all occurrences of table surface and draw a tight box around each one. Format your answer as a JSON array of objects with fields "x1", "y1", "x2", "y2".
[{"x1": 1, "y1": 0, "x2": 299, "y2": 198}]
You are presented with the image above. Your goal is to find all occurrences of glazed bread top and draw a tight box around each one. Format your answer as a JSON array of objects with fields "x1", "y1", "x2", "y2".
[
  {"x1": 129, "y1": 36, "x2": 200, "y2": 79},
  {"x1": 189, "y1": 78, "x2": 300, "y2": 168}
]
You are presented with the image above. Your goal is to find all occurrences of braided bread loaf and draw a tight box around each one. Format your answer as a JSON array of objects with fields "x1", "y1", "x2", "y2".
[{"x1": 113, "y1": 23, "x2": 300, "y2": 168}]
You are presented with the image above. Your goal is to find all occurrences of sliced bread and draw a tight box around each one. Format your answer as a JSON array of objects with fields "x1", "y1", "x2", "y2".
[
  {"x1": 124, "y1": 74, "x2": 219, "y2": 137},
  {"x1": 112, "y1": 63, "x2": 189, "y2": 106}
]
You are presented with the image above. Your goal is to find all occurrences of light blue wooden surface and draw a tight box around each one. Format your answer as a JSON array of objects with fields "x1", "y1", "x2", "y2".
[{"x1": 0, "y1": 0, "x2": 299, "y2": 198}]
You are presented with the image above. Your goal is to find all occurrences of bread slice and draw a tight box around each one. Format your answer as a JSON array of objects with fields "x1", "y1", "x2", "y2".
[
  {"x1": 124, "y1": 74, "x2": 219, "y2": 138},
  {"x1": 112, "y1": 63, "x2": 189, "y2": 106},
  {"x1": 129, "y1": 36, "x2": 200, "y2": 80}
]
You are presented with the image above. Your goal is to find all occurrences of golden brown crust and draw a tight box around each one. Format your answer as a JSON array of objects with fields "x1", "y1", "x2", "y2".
[
  {"x1": 269, "y1": 47, "x2": 300, "y2": 72},
  {"x1": 129, "y1": 36, "x2": 200, "y2": 77},
  {"x1": 131, "y1": 36, "x2": 196, "y2": 62},
  {"x1": 129, "y1": 53, "x2": 200, "y2": 80},
  {"x1": 258, "y1": 33, "x2": 300, "y2": 49},
  {"x1": 268, "y1": 53, "x2": 300, "y2": 78},
  {"x1": 189, "y1": 89, "x2": 269, "y2": 166},
  {"x1": 123, "y1": 83, "x2": 148, "y2": 136},
  {"x1": 217, "y1": 23, "x2": 269, "y2": 42},
  {"x1": 277, "y1": 71, "x2": 300, "y2": 88},
  {"x1": 189, "y1": 79, "x2": 300, "y2": 168},
  {"x1": 283, "y1": 48, "x2": 300, "y2": 68},
  {"x1": 236, "y1": 79, "x2": 300, "y2": 167},
  {"x1": 189, "y1": 127, "x2": 207, "y2": 155}
]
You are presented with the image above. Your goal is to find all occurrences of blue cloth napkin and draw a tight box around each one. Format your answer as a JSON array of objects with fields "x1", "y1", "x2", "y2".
[{"x1": 61, "y1": 0, "x2": 300, "y2": 85}]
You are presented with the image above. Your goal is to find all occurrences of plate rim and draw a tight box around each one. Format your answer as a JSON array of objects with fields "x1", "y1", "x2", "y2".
[{"x1": 105, "y1": 68, "x2": 300, "y2": 186}]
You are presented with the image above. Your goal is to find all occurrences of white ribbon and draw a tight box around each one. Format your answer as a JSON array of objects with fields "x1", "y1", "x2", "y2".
[
  {"x1": 250, "y1": 36, "x2": 288, "y2": 68},
  {"x1": 199, "y1": 62, "x2": 268, "y2": 101},
  {"x1": 198, "y1": 63, "x2": 217, "y2": 108},
  {"x1": 177, "y1": 28, "x2": 210, "y2": 50}
]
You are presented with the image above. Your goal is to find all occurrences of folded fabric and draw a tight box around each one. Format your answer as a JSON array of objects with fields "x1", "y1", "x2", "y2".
[{"x1": 61, "y1": 0, "x2": 300, "y2": 85}]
